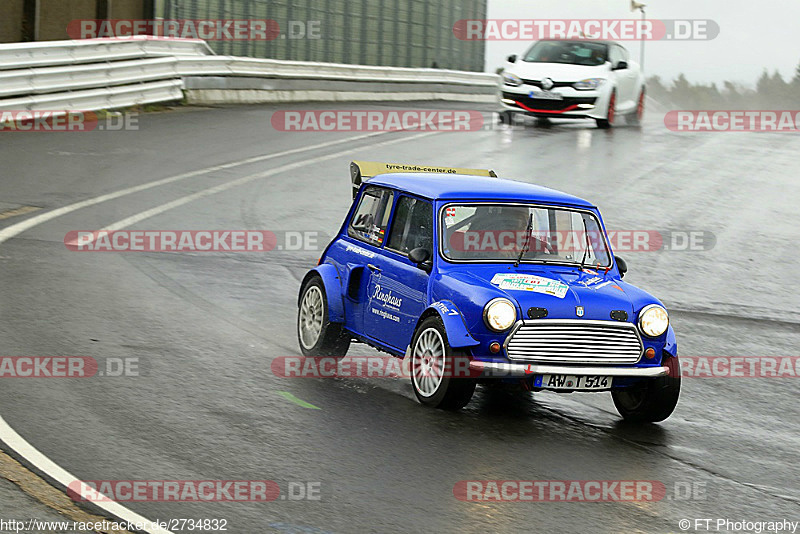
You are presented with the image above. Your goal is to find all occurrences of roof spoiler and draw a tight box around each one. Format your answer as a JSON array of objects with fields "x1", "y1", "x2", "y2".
[{"x1": 350, "y1": 161, "x2": 498, "y2": 198}]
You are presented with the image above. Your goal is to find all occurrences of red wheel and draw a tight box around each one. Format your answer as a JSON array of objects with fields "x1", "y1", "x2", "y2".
[
  {"x1": 608, "y1": 91, "x2": 616, "y2": 124},
  {"x1": 636, "y1": 90, "x2": 645, "y2": 121},
  {"x1": 596, "y1": 90, "x2": 616, "y2": 129},
  {"x1": 629, "y1": 89, "x2": 645, "y2": 126}
]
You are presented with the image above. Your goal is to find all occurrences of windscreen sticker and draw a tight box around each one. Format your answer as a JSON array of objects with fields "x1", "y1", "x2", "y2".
[
  {"x1": 444, "y1": 207, "x2": 457, "y2": 227},
  {"x1": 490, "y1": 273, "x2": 569, "y2": 298}
]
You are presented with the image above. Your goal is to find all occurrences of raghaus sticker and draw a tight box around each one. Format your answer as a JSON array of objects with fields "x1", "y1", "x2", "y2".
[{"x1": 490, "y1": 273, "x2": 569, "y2": 299}]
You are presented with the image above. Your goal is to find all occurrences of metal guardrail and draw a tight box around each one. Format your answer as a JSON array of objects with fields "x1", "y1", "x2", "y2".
[
  {"x1": 0, "y1": 37, "x2": 213, "y2": 71},
  {"x1": 174, "y1": 57, "x2": 498, "y2": 87},
  {"x1": 0, "y1": 57, "x2": 181, "y2": 98},
  {"x1": 0, "y1": 37, "x2": 499, "y2": 112},
  {"x1": 0, "y1": 80, "x2": 185, "y2": 113}
]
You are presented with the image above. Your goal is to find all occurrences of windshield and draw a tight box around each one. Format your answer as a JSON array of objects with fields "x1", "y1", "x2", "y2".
[
  {"x1": 523, "y1": 40, "x2": 608, "y2": 66},
  {"x1": 441, "y1": 204, "x2": 612, "y2": 267}
]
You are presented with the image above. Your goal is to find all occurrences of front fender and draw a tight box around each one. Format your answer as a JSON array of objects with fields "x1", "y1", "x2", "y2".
[
  {"x1": 300, "y1": 264, "x2": 344, "y2": 323},
  {"x1": 419, "y1": 300, "x2": 479, "y2": 348},
  {"x1": 663, "y1": 325, "x2": 678, "y2": 358}
]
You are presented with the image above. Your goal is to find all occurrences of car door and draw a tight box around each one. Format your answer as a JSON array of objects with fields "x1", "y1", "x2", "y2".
[
  {"x1": 341, "y1": 185, "x2": 394, "y2": 337},
  {"x1": 611, "y1": 44, "x2": 637, "y2": 108},
  {"x1": 363, "y1": 194, "x2": 433, "y2": 351}
]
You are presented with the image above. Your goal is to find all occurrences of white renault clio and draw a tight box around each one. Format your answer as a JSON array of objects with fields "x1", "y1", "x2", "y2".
[{"x1": 499, "y1": 39, "x2": 645, "y2": 129}]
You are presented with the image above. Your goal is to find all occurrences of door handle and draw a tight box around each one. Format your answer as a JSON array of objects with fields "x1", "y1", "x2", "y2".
[{"x1": 367, "y1": 263, "x2": 381, "y2": 273}]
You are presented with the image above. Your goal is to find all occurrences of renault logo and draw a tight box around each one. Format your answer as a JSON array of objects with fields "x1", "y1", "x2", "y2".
[
  {"x1": 541, "y1": 78, "x2": 554, "y2": 90},
  {"x1": 576, "y1": 306, "x2": 585, "y2": 317}
]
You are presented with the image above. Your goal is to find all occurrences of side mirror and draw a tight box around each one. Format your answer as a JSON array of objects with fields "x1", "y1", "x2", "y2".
[
  {"x1": 615, "y1": 256, "x2": 628, "y2": 278},
  {"x1": 507, "y1": 54, "x2": 517, "y2": 63},
  {"x1": 409, "y1": 247, "x2": 432, "y2": 273},
  {"x1": 613, "y1": 60, "x2": 628, "y2": 71}
]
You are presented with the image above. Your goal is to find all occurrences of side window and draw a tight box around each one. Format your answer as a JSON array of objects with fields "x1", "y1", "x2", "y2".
[
  {"x1": 348, "y1": 186, "x2": 394, "y2": 247},
  {"x1": 609, "y1": 45, "x2": 623, "y2": 66},
  {"x1": 386, "y1": 196, "x2": 433, "y2": 256},
  {"x1": 609, "y1": 45, "x2": 627, "y2": 67}
]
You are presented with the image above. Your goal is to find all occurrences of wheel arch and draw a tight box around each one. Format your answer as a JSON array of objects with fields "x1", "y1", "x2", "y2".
[
  {"x1": 413, "y1": 300, "x2": 479, "y2": 349},
  {"x1": 299, "y1": 264, "x2": 345, "y2": 323}
]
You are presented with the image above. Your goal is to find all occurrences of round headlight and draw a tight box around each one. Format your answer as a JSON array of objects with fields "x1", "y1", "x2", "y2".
[
  {"x1": 639, "y1": 304, "x2": 669, "y2": 337},
  {"x1": 484, "y1": 298, "x2": 517, "y2": 332}
]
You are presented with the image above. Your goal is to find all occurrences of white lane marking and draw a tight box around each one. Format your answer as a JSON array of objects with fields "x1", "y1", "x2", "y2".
[
  {"x1": 0, "y1": 127, "x2": 427, "y2": 534},
  {"x1": 0, "y1": 127, "x2": 440, "y2": 533},
  {"x1": 0, "y1": 415, "x2": 174, "y2": 534},
  {"x1": 80, "y1": 130, "x2": 440, "y2": 239},
  {"x1": 0, "y1": 129, "x2": 394, "y2": 246}
]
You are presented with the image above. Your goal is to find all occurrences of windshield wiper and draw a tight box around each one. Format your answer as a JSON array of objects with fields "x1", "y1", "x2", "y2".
[
  {"x1": 579, "y1": 218, "x2": 592, "y2": 270},
  {"x1": 514, "y1": 213, "x2": 534, "y2": 268}
]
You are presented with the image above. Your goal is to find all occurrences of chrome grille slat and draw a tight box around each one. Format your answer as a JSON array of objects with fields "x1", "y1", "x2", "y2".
[
  {"x1": 511, "y1": 337, "x2": 640, "y2": 344},
  {"x1": 506, "y1": 320, "x2": 643, "y2": 365},
  {"x1": 513, "y1": 331, "x2": 635, "y2": 336},
  {"x1": 511, "y1": 345, "x2": 642, "y2": 350},
  {"x1": 512, "y1": 334, "x2": 639, "y2": 341}
]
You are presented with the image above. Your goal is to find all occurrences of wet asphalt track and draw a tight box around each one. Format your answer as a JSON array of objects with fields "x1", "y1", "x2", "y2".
[{"x1": 0, "y1": 102, "x2": 799, "y2": 533}]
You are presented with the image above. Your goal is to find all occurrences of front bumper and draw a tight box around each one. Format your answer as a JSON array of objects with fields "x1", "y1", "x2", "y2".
[
  {"x1": 470, "y1": 361, "x2": 668, "y2": 378},
  {"x1": 500, "y1": 88, "x2": 604, "y2": 119}
]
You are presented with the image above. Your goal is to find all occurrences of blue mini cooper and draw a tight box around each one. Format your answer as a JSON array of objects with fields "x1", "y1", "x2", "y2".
[{"x1": 297, "y1": 162, "x2": 680, "y2": 422}]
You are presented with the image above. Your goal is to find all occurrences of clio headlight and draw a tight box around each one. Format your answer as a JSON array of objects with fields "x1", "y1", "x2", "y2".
[
  {"x1": 638, "y1": 304, "x2": 669, "y2": 337},
  {"x1": 573, "y1": 78, "x2": 606, "y2": 91},
  {"x1": 503, "y1": 73, "x2": 523, "y2": 87},
  {"x1": 484, "y1": 298, "x2": 517, "y2": 332}
]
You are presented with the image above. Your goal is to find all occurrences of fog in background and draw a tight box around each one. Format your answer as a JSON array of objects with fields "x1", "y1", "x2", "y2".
[{"x1": 485, "y1": 0, "x2": 800, "y2": 88}]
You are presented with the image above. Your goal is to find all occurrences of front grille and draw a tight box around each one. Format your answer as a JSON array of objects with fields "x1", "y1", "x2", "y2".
[
  {"x1": 505, "y1": 320, "x2": 643, "y2": 365},
  {"x1": 520, "y1": 79, "x2": 574, "y2": 89}
]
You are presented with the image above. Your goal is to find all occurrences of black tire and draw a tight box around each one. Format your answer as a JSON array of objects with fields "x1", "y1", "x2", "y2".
[
  {"x1": 297, "y1": 277, "x2": 350, "y2": 357},
  {"x1": 410, "y1": 316, "x2": 476, "y2": 410},
  {"x1": 498, "y1": 110, "x2": 514, "y2": 125},
  {"x1": 611, "y1": 356, "x2": 681, "y2": 422},
  {"x1": 596, "y1": 90, "x2": 617, "y2": 129}
]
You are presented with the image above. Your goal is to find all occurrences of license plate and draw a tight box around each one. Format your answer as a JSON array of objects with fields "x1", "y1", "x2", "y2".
[
  {"x1": 535, "y1": 375, "x2": 612, "y2": 390},
  {"x1": 530, "y1": 90, "x2": 563, "y2": 100}
]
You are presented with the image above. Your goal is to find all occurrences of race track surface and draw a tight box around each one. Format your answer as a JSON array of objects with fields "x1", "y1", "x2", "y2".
[{"x1": 1, "y1": 102, "x2": 798, "y2": 533}]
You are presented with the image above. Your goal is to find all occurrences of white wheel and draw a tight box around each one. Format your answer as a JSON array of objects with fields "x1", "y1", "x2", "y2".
[
  {"x1": 296, "y1": 277, "x2": 350, "y2": 357},
  {"x1": 412, "y1": 328, "x2": 446, "y2": 397},
  {"x1": 298, "y1": 285, "x2": 324, "y2": 350},
  {"x1": 409, "y1": 316, "x2": 476, "y2": 410}
]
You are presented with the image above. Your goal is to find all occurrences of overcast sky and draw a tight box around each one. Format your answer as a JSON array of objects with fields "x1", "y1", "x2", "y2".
[{"x1": 485, "y1": 0, "x2": 800, "y2": 86}]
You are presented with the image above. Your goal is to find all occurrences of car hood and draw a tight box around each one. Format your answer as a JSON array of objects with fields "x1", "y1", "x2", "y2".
[
  {"x1": 459, "y1": 266, "x2": 635, "y2": 321},
  {"x1": 508, "y1": 61, "x2": 609, "y2": 83}
]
